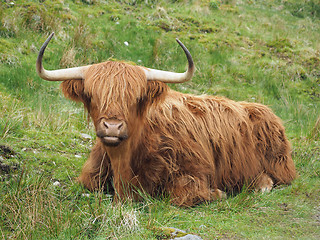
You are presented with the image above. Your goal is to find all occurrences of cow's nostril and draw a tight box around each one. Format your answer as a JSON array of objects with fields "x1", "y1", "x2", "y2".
[
  {"x1": 98, "y1": 119, "x2": 128, "y2": 147},
  {"x1": 103, "y1": 121, "x2": 123, "y2": 130}
]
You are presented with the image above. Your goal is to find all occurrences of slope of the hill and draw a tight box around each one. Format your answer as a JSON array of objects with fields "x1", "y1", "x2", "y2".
[{"x1": 0, "y1": 0, "x2": 319, "y2": 239}]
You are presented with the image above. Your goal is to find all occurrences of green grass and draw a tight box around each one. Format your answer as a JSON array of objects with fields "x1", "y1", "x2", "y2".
[{"x1": 1, "y1": 0, "x2": 319, "y2": 239}]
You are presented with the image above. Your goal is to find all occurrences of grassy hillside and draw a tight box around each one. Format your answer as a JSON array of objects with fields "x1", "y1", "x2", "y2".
[{"x1": 0, "y1": 0, "x2": 319, "y2": 239}]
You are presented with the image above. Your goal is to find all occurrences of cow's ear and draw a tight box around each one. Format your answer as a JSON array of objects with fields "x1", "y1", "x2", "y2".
[
  {"x1": 60, "y1": 80, "x2": 88, "y2": 103},
  {"x1": 137, "y1": 81, "x2": 168, "y2": 116},
  {"x1": 146, "y1": 81, "x2": 168, "y2": 101}
]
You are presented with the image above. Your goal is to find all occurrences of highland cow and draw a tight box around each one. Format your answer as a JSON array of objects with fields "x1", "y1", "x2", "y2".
[{"x1": 36, "y1": 33, "x2": 296, "y2": 206}]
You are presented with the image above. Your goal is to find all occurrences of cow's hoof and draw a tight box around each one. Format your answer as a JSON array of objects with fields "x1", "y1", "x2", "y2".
[
  {"x1": 255, "y1": 173, "x2": 273, "y2": 193},
  {"x1": 211, "y1": 188, "x2": 227, "y2": 200}
]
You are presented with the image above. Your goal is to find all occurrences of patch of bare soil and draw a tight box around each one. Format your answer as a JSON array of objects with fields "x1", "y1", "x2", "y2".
[{"x1": 0, "y1": 145, "x2": 20, "y2": 178}]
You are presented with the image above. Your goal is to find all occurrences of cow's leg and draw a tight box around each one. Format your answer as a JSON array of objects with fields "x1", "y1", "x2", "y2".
[
  {"x1": 254, "y1": 173, "x2": 274, "y2": 193},
  {"x1": 168, "y1": 175, "x2": 224, "y2": 207},
  {"x1": 78, "y1": 142, "x2": 113, "y2": 192},
  {"x1": 211, "y1": 188, "x2": 227, "y2": 200}
]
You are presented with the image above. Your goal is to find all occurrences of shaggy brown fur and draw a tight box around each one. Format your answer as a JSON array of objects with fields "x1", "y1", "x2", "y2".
[{"x1": 60, "y1": 61, "x2": 296, "y2": 207}]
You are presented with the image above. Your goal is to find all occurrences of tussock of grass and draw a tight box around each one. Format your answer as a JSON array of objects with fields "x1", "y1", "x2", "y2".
[{"x1": 1, "y1": 0, "x2": 319, "y2": 239}]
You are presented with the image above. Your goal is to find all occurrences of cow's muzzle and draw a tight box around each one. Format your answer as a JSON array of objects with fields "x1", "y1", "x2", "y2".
[{"x1": 96, "y1": 119, "x2": 128, "y2": 147}]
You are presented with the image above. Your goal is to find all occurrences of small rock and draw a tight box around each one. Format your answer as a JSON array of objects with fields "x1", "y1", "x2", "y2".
[
  {"x1": 164, "y1": 227, "x2": 203, "y2": 240},
  {"x1": 80, "y1": 133, "x2": 92, "y2": 140},
  {"x1": 174, "y1": 234, "x2": 203, "y2": 240}
]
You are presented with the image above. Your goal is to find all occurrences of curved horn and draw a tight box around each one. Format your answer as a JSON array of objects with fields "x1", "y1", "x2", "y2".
[
  {"x1": 36, "y1": 32, "x2": 91, "y2": 81},
  {"x1": 143, "y1": 38, "x2": 195, "y2": 83}
]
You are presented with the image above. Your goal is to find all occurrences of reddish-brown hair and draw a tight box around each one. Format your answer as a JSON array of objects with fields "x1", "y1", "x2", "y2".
[{"x1": 60, "y1": 61, "x2": 296, "y2": 206}]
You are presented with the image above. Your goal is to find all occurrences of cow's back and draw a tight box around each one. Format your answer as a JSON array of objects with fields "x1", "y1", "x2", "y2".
[{"x1": 143, "y1": 91, "x2": 262, "y2": 191}]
